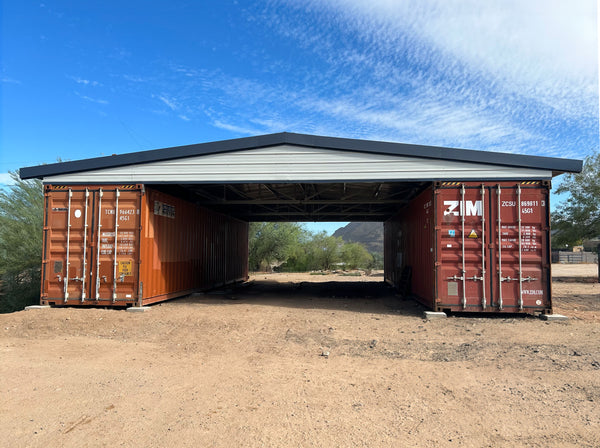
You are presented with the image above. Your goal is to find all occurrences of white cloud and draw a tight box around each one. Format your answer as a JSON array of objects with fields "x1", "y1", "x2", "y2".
[
  {"x1": 212, "y1": 120, "x2": 263, "y2": 135},
  {"x1": 75, "y1": 92, "x2": 108, "y2": 105},
  {"x1": 0, "y1": 172, "x2": 15, "y2": 185},
  {"x1": 114, "y1": 1, "x2": 596, "y2": 160},
  {"x1": 157, "y1": 94, "x2": 178, "y2": 111},
  {"x1": 1, "y1": 76, "x2": 21, "y2": 84},
  {"x1": 70, "y1": 76, "x2": 101, "y2": 87}
]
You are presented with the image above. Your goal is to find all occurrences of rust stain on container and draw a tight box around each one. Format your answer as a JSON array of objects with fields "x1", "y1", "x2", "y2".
[
  {"x1": 385, "y1": 181, "x2": 551, "y2": 314},
  {"x1": 41, "y1": 185, "x2": 249, "y2": 307}
]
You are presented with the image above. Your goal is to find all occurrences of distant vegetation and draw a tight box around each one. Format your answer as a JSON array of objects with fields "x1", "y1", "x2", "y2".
[
  {"x1": 552, "y1": 153, "x2": 600, "y2": 249},
  {"x1": 249, "y1": 222, "x2": 382, "y2": 272},
  {"x1": 0, "y1": 173, "x2": 43, "y2": 313}
]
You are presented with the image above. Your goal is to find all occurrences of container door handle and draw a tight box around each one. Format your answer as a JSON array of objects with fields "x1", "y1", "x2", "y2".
[
  {"x1": 447, "y1": 275, "x2": 464, "y2": 281},
  {"x1": 521, "y1": 276, "x2": 537, "y2": 282}
]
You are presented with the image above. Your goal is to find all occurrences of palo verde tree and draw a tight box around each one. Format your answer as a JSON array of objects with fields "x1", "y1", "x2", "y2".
[
  {"x1": 304, "y1": 232, "x2": 343, "y2": 271},
  {"x1": 551, "y1": 153, "x2": 600, "y2": 248},
  {"x1": 0, "y1": 172, "x2": 44, "y2": 313},
  {"x1": 248, "y1": 222, "x2": 305, "y2": 271},
  {"x1": 340, "y1": 242, "x2": 373, "y2": 270}
]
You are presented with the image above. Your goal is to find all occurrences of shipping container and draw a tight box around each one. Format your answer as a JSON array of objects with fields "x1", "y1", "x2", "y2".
[
  {"x1": 385, "y1": 181, "x2": 551, "y2": 314},
  {"x1": 41, "y1": 184, "x2": 249, "y2": 307}
]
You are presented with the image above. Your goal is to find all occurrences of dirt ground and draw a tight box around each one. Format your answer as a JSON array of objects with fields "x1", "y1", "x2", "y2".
[{"x1": 1, "y1": 266, "x2": 599, "y2": 447}]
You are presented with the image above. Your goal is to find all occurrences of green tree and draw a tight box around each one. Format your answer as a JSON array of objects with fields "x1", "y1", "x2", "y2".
[
  {"x1": 305, "y1": 232, "x2": 343, "y2": 271},
  {"x1": 248, "y1": 222, "x2": 305, "y2": 271},
  {"x1": 552, "y1": 153, "x2": 600, "y2": 248},
  {"x1": 340, "y1": 242, "x2": 373, "y2": 270},
  {"x1": 368, "y1": 251, "x2": 384, "y2": 270},
  {"x1": 0, "y1": 172, "x2": 44, "y2": 313}
]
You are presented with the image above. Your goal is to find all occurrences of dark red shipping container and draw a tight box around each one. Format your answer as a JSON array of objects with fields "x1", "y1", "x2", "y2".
[
  {"x1": 41, "y1": 184, "x2": 248, "y2": 307},
  {"x1": 385, "y1": 181, "x2": 551, "y2": 314}
]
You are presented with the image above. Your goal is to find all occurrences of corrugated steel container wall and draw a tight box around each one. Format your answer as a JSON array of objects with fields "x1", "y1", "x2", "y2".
[
  {"x1": 385, "y1": 181, "x2": 551, "y2": 314},
  {"x1": 41, "y1": 185, "x2": 248, "y2": 307}
]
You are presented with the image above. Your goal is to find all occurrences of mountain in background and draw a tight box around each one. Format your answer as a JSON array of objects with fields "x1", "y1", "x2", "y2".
[{"x1": 333, "y1": 222, "x2": 383, "y2": 255}]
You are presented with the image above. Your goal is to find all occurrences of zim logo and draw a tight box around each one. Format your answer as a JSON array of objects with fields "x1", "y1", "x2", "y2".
[{"x1": 444, "y1": 200, "x2": 483, "y2": 217}]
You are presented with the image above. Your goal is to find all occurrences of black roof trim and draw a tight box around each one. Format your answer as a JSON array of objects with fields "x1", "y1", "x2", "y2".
[{"x1": 19, "y1": 132, "x2": 583, "y2": 179}]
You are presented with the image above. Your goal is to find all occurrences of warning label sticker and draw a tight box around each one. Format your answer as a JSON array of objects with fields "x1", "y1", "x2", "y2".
[
  {"x1": 118, "y1": 261, "x2": 132, "y2": 276},
  {"x1": 468, "y1": 229, "x2": 478, "y2": 239}
]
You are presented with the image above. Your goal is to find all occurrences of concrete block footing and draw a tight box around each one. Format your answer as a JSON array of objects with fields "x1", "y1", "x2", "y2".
[
  {"x1": 24, "y1": 305, "x2": 51, "y2": 311},
  {"x1": 424, "y1": 311, "x2": 447, "y2": 320},
  {"x1": 126, "y1": 306, "x2": 151, "y2": 313},
  {"x1": 539, "y1": 314, "x2": 568, "y2": 322}
]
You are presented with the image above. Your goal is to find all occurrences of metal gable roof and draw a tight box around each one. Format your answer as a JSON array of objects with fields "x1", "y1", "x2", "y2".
[{"x1": 19, "y1": 132, "x2": 583, "y2": 180}]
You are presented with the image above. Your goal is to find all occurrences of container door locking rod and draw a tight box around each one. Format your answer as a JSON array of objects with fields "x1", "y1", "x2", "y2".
[
  {"x1": 95, "y1": 189, "x2": 103, "y2": 300},
  {"x1": 480, "y1": 183, "x2": 487, "y2": 310},
  {"x1": 517, "y1": 184, "x2": 523, "y2": 311},
  {"x1": 81, "y1": 188, "x2": 89, "y2": 302},
  {"x1": 497, "y1": 185, "x2": 503, "y2": 311},
  {"x1": 64, "y1": 189, "x2": 72, "y2": 303},
  {"x1": 460, "y1": 184, "x2": 467, "y2": 309},
  {"x1": 112, "y1": 189, "x2": 120, "y2": 303}
]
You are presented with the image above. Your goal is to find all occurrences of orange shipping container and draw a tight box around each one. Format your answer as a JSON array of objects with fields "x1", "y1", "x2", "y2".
[
  {"x1": 385, "y1": 181, "x2": 551, "y2": 314},
  {"x1": 41, "y1": 185, "x2": 248, "y2": 307}
]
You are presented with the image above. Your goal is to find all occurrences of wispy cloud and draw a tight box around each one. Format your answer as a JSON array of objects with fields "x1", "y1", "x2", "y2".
[
  {"x1": 1, "y1": 76, "x2": 21, "y2": 84},
  {"x1": 212, "y1": 120, "x2": 263, "y2": 135},
  {"x1": 69, "y1": 76, "x2": 101, "y2": 87},
  {"x1": 156, "y1": 94, "x2": 178, "y2": 111},
  {"x1": 109, "y1": 1, "x2": 596, "y2": 160},
  {"x1": 122, "y1": 74, "x2": 147, "y2": 83},
  {"x1": 75, "y1": 92, "x2": 109, "y2": 105}
]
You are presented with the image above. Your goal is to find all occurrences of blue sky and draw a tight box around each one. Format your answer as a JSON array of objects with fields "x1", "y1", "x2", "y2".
[{"x1": 1, "y1": 1, "x2": 598, "y2": 234}]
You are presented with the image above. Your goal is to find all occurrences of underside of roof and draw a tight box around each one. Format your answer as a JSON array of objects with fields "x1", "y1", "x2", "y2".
[
  {"x1": 20, "y1": 132, "x2": 583, "y2": 222},
  {"x1": 155, "y1": 181, "x2": 427, "y2": 222}
]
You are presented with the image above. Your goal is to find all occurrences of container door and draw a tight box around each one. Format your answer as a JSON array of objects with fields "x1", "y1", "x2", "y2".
[
  {"x1": 42, "y1": 186, "x2": 141, "y2": 304},
  {"x1": 438, "y1": 183, "x2": 491, "y2": 310},
  {"x1": 491, "y1": 183, "x2": 550, "y2": 311},
  {"x1": 89, "y1": 188, "x2": 141, "y2": 303},
  {"x1": 43, "y1": 187, "x2": 93, "y2": 302}
]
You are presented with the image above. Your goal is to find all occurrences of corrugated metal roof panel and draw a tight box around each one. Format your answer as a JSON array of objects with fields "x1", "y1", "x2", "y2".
[
  {"x1": 20, "y1": 132, "x2": 582, "y2": 180},
  {"x1": 39, "y1": 145, "x2": 553, "y2": 184}
]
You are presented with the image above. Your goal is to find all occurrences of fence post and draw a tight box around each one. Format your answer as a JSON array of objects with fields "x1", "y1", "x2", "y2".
[{"x1": 597, "y1": 244, "x2": 600, "y2": 283}]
